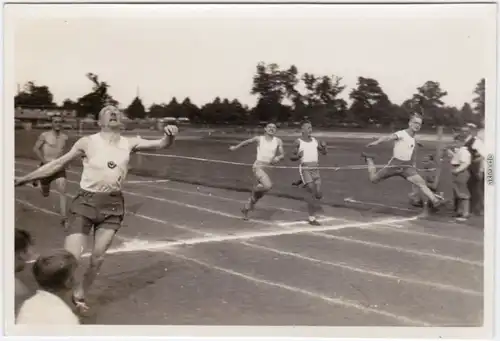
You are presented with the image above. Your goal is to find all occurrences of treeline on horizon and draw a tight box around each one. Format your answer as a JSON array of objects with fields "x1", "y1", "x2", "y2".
[{"x1": 15, "y1": 62, "x2": 485, "y2": 129}]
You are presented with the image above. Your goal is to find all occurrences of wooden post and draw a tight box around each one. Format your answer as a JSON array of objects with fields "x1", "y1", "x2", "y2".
[
  {"x1": 136, "y1": 152, "x2": 143, "y2": 170},
  {"x1": 432, "y1": 125, "x2": 444, "y2": 191}
]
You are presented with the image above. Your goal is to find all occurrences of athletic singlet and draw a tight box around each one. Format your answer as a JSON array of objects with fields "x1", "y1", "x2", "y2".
[
  {"x1": 393, "y1": 130, "x2": 416, "y2": 162},
  {"x1": 298, "y1": 137, "x2": 319, "y2": 164},
  {"x1": 256, "y1": 136, "x2": 278, "y2": 163},
  {"x1": 79, "y1": 133, "x2": 132, "y2": 193}
]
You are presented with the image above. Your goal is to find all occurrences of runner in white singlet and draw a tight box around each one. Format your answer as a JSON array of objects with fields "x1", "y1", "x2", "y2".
[
  {"x1": 229, "y1": 123, "x2": 284, "y2": 220},
  {"x1": 290, "y1": 121, "x2": 327, "y2": 225},
  {"x1": 361, "y1": 114, "x2": 444, "y2": 213},
  {"x1": 15, "y1": 105, "x2": 178, "y2": 313}
]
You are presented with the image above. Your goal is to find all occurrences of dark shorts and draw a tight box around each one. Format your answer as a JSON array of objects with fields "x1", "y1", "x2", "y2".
[
  {"x1": 39, "y1": 162, "x2": 66, "y2": 187},
  {"x1": 299, "y1": 163, "x2": 321, "y2": 185},
  {"x1": 453, "y1": 170, "x2": 470, "y2": 200},
  {"x1": 373, "y1": 158, "x2": 418, "y2": 183},
  {"x1": 68, "y1": 188, "x2": 125, "y2": 235}
]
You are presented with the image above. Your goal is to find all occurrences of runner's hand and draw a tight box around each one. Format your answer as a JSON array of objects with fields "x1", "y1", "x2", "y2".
[
  {"x1": 229, "y1": 146, "x2": 237, "y2": 152},
  {"x1": 14, "y1": 177, "x2": 26, "y2": 187},
  {"x1": 164, "y1": 125, "x2": 178, "y2": 136},
  {"x1": 271, "y1": 156, "x2": 281, "y2": 164}
]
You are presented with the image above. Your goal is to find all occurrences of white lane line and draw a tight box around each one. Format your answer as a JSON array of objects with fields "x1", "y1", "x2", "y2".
[
  {"x1": 17, "y1": 199, "x2": 482, "y2": 297},
  {"x1": 162, "y1": 251, "x2": 433, "y2": 327},
  {"x1": 15, "y1": 167, "x2": 482, "y2": 266},
  {"x1": 15, "y1": 161, "x2": 482, "y2": 246},
  {"x1": 308, "y1": 231, "x2": 482, "y2": 267}
]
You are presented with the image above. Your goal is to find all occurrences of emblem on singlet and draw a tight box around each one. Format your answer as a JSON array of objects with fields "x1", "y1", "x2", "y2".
[{"x1": 107, "y1": 161, "x2": 117, "y2": 169}]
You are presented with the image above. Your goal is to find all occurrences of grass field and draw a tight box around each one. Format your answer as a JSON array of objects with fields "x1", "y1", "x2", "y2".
[{"x1": 12, "y1": 128, "x2": 485, "y2": 330}]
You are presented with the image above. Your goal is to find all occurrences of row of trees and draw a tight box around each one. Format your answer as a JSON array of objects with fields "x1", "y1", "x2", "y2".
[{"x1": 15, "y1": 63, "x2": 485, "y2": 128}]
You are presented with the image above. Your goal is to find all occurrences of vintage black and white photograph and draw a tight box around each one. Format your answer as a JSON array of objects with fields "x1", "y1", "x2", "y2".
[{"x1": 4, "y1": 2, "x2": 497, "y2": 337}]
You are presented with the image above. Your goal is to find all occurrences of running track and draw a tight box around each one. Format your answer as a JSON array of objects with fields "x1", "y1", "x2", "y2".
[{"x1": 14, "y1": 158, "x2": 484, "y2": 328}]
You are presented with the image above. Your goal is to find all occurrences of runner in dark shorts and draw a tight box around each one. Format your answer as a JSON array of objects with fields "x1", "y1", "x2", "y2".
[
  {"x1": 361, "y1": 115, "x2": 445, "y2": 213},
  {"x1": 16, "y1": 105, "x2": 179, "y2": 314},
  {"x1": 67, "y1": 189, "x2": 125, "y2": 235}
]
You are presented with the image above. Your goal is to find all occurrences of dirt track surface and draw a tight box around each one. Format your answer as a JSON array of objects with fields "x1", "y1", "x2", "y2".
[{"x1": 15, "y1": 158, "x2": 484, "y2": 327}]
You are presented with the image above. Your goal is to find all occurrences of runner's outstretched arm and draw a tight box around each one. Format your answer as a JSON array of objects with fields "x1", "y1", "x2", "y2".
[
  {"x1": 15, "y1": 137, "x2": 88, "y2": 186},
  {"x1": 131, "y1": 125, "x2": 178, "y2": 151},
  {"x1": 366, "y1": 133, "x2": 398, "y2": 147},
  {"x1": 229, "y1": 136, "x2": 259, "y2": 151}
]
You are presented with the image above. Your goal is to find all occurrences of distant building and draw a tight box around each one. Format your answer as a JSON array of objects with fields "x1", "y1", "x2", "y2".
[
  {"x1": 15, "y1": 106, "x2": 77, "y2": 130},
  {"x1": 15, "y1": 106, "x2": 76, "y2": 120}
]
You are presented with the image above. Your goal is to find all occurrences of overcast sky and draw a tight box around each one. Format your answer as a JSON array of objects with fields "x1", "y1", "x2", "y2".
[{"x1": 11, "y1": 4, "x2": 495, "y2": 109}]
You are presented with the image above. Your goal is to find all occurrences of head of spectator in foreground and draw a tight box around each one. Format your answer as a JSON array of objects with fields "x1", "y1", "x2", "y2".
[
  {"x1": 32, "y1": 250, "x2": 78, "y2": 296},
  {"x1": 15, "y1": 229, "x2": 33, "y2": 273}
]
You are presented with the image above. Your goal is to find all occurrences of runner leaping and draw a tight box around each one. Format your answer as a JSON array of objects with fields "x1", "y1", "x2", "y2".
[{"x1": 361, "y1": 114, "x2": 444, "y2": 212}]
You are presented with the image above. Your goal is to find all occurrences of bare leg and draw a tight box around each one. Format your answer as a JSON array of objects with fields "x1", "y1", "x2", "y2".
[
  {"x1": 73, "y1": 227, "x2": 117, "y2": 307},
  {"x1": 363, "y1": 155, "x2": 379, "y2": 182},
  {"x1": 461, "y1": 199, "x2": 470, "y2": 218},
  {"x1": 305, "y1": 181, "x2": 322, "y2": 225},
  {"x1": 406, "y1": 174, "x2": 442, "y2": 206},
  {"x1": 64, "y1": 213, "x2": 93, "y2": 312},
  {"x1": 73, "y1": 228, "x2": 116, "y2": 312},
  {"x1": 64, "y1": 233, "x2": 88, "y2": 261},
  {"x1": 243, "y1": 171, "x2": 272, "y2": 219}
]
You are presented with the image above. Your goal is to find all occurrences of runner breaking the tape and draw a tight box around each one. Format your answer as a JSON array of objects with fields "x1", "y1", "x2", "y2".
[
  {"x1": 229, "y1": 122, "x2": 284, "y2": 220},
  {"x1": 32, "y1": 113, "x2": 70, "y2": 228},
  {"x1": 15, "y1": 105, "x2": 178, "y2": 314},
  {"x1": 361, "y1": 114, "x2": 444, "y2": 212},
  {"x1": 290, "y1": 121, "x2": 327, "y2": 226}
]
